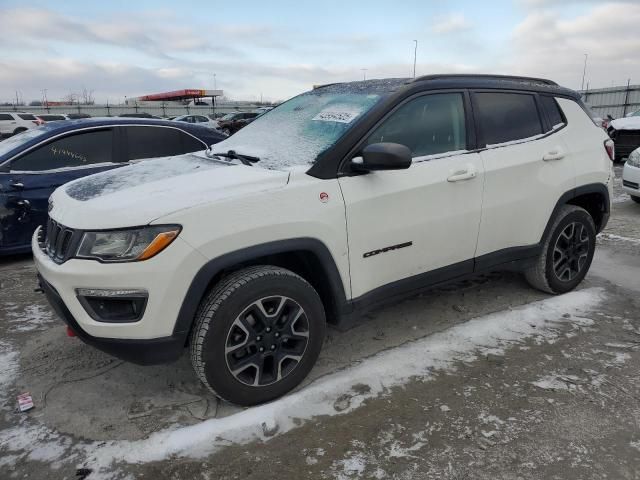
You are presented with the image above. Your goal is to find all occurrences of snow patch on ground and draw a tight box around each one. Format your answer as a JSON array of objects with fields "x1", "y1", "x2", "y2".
[
  {"x1": 0, "y1": 340, "x2": 19, "y2": 401},
  {"x1": 0, "y1": 288, "x2": 605, "y2": 475},
  {"x1": 599, "y1": 233, "x2": 640, "y2": 245},
  {"x1": 5, "y1": 303, "x2": 55, "y2": 332}
]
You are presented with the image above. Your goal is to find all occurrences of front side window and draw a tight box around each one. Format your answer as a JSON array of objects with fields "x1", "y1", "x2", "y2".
[
  {"x1": 10, "y1": 129, "x2": 114, "y2": 172},
  {"x1": 364, "y1": 93, "x2": 467, "y2": 158},
  {"x1": 475, "y1": 92, "x2": 543, "y2": 146}
]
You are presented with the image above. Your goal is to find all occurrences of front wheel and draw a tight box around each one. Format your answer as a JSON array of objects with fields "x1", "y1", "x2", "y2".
[
  {"x1": 631, "y1": 195, "x2": 640, "y2": 204},
  {"x1": 525, "y1": 205, "x2": 596, "y2": 294},
  {"x1": 190, "y1": 265, "x2": 326, "y2": 406}
]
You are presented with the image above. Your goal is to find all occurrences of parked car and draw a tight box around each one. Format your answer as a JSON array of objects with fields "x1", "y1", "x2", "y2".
[
  {"x1": 119, "y1": 113, "x2": 162, "y2": 119},
  {"x1": 607, "y1": 114, "x2": 640, "y2": 162},
  {"x1": 0, "y1": 112, "x2": 43, "y2": 138},
  {"x1": 622, "y1": 147, "x2": 640, "y2": 203},
  {"x1": 66, "y1": 113, "x2": 91, "y2": 120},
  {"x1": 172, "y1": 114, "x2": 221, "y2": 130},
  {"x1": 34, "y1": 75, "x2": 613, "y2": 406},
  {"x1": 37, "y1": 114, "x2": 70, "y2": 122},
  {"x1": 0, "y1": 118, "x2": 224, "y2": 255},
  {"x1": 216, "y1": 111, "x2": 260, "y2": 135}
]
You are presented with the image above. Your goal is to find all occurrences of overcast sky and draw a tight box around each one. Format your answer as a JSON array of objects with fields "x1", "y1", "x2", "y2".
[{"x1": 0, "y1": 0, "x2": 638, "y2": 104}]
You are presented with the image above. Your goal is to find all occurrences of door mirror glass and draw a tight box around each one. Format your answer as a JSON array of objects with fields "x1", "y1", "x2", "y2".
[{"x1": 354, "y1": 143, "x2": 412, "y2": 171}]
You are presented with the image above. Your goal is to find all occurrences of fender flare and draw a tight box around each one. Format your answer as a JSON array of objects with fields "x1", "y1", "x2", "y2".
[
  {"x1": 541, "y1": 183, "x2": 610, "y2": 241},
  {"x1": 172, "y1": 237, "x2": 349, "y2": 338}
]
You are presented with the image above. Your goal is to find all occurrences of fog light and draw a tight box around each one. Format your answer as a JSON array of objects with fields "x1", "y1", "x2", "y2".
[{"x1": 76, "y1": 288, "x2": 148, "y2": 323}]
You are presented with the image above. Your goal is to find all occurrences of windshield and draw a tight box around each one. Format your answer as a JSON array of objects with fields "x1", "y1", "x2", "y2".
[
  {"x1": 0, "y1": 128, "x2": 48, "y2": 158},
  {"x1": 213, "y1": 78, "x2": 406, "y2": 169}
]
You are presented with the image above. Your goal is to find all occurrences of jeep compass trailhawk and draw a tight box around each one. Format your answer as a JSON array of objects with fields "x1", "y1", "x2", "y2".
[{"x1": 34, "y1": 75, "x2": 614, "y2": 405}]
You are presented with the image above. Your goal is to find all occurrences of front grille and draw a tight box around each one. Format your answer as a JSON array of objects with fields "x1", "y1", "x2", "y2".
[
  {"x1": 623, "y1": 180, "x2": 639, "y2": 190},
  {"x1": 40, "y1": 216, "x2": 78, "y2": 263}
]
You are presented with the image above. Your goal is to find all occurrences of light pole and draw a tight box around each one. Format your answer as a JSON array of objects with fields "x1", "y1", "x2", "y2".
[
  {"x1": 413, "y1": 40, "x2": 418, "y2": 78},
  {"x1": 213, "y1": 73, "x2": 217, "y2": 90},
  {"x1": 580, "y1": 53, "x2": 588, "y2": 91},
  {"x1": 361, "y1": 68, "x2": 368, "y2": 81}
]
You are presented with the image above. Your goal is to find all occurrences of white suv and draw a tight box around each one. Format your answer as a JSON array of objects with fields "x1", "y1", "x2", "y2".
[
  {"x1": 34, "y1": 75, "x2": 614, "y2": 405},
  {"x1": 0, "y1": 112, "x2": 42, "y2": 138}
]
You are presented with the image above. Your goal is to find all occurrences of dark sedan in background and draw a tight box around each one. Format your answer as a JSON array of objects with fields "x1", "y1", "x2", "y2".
[{"x1": 0, "y1": 118, "x2": 224, "y2": 255}]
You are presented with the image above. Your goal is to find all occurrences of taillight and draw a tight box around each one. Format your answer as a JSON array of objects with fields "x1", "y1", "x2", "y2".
[
  {"x1": 604, "y1": 139, "x2": 615, "y2": 161},
  {"x1": 33, "y1": 119, "x2": 44, "y2": 126}
]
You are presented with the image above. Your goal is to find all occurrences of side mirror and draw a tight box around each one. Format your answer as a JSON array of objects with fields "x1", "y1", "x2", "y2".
[{"x1": 352, "y1": 143, "x2": 412, "y2": 172}]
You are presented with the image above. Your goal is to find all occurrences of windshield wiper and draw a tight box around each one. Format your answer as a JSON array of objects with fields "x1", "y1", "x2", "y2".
[{"x1": 209, "y1": 149, "x2": 260, "y2": 166}]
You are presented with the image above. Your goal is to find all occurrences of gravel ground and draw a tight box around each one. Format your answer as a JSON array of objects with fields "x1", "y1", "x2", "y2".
[{"x1": 0, "y1": 164, "x2": 639, "y2": 479}]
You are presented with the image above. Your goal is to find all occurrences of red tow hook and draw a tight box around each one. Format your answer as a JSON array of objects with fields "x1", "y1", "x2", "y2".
[{"x1": 66, "y1": 326, "x2": 77, "y2": 337}]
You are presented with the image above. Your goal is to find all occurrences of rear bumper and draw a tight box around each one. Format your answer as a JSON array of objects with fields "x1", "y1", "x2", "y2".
[{"x1": 38, "y1": 274, "x2": 186, "y2": 365}]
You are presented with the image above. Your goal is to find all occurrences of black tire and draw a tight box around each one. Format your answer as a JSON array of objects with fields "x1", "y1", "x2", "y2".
[
  {"x1": 631, "y1": 195, "x2": 640, "y2": 204},
  {"x1": 525, "y1": 205, "x2": 596, "y2": 294},
  {"x1": 13, "y1": 127, "x2": 27, "y2": 135},
  {"x1": 190, "y1": 265, "x2": 326, "y2": 406}
]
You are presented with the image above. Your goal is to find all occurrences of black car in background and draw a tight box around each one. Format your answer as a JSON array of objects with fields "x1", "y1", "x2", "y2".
[
  {"x1": 0, "y1": 118, "x2": 224, "y2": 255},
  {"x1": 217, "y1": 111, "x2": 259, "y2": 135}
]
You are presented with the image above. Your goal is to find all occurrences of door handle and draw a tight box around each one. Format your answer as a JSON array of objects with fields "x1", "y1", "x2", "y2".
[
  {"x1": 543, "y1": 147, "x2": 565, "y2": 161},
  {"x1": 447, "y1": 165, "x2": 477, "y2": 182},
  {"x1": 10, "y1": 182, "x2": 24, "y2": 190}
]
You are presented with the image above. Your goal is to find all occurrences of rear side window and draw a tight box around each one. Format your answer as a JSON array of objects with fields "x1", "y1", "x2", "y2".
[
  {"x1": 539, "y1": 96, "x2": 565, "y2": 131},
  {"x1": 0, "y1": 114, "x2": 13, "y2": 120},
  {"x1": 18, "y1": 114, "x2": 36, "y2": 120},
  {"x1": 39, "y1": 115, "x2": 66, "y2": 121},
  {"x1": 125, "y1": 126, "x2": 205, "y2": 161},
  {"x1": 365, "y1": 93, "x2": 467, "y2": 158},
  {"x1": 11, "y1": 129, "x2": 114, "y2": 171},
  {"x1": 475, "y1": 92, "x2": 543, "y2": 146}
]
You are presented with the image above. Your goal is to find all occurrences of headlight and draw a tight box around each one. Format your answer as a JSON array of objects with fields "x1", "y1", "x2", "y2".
[
  {"x1": 76, "y1": 225, "x2": 181, "y2": 262},
  {"x1": 627, "y1": 149, "x2": 640, "y2": 168}
]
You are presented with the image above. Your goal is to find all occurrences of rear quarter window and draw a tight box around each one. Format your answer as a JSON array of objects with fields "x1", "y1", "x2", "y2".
[
  {"x1": 539, "y1": 96, "x2": 566, "y2": 131},
  {"x1": 475, "y1": 92, "x2": 543, "y2": 146}
]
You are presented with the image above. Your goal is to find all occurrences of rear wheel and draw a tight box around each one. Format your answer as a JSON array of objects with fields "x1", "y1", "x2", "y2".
[
  {"x1": 190, "y1": 265, "x2": 326, "y2": 406},
  {"x1": 631, "y1": 195, "x2": 640, "y2": 204},
  {"x1": 525, "y1": 205, "x2": 596, "y2": 294},
  {"x1": 12, "y1": 127, "x2": 27, "y2": 135}
]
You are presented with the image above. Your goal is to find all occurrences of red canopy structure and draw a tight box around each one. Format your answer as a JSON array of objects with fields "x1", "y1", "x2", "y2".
[{"x1": 136, "y1": 89, "x2": 223, "y2": 102}]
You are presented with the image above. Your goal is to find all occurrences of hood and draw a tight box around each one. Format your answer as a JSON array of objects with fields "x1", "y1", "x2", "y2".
[
  {"x1": 609, "y1": 116, "x2": 640, "y2": 131},
  {"x1": 49, "y1": 154, "x2": 289, "y2": 229}
]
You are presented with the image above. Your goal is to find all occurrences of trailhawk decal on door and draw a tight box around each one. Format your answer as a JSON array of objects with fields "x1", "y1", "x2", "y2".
[{"x1": 363, "y1": 241, "x2": 413, "y2": 258}]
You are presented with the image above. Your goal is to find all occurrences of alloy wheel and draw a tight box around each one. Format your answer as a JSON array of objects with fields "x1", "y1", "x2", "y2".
[
  {"x1": 552, "y1": 221, "x2": 590, "y2": 282},
  {"x1": 225, "y1": 296, "x2": 310, "y2": 387}
]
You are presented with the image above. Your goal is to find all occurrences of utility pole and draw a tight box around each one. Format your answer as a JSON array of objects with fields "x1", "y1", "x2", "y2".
[
  {"x1": 361, "y1": 68, "x2": 368, "y2": 80},
  {"x1": 213, "y1": 73, "x2": 217, "y2": 90},
  {"x1": 580, "y1": 53, "x2": 588, "y2": 91},
  {"x1": 413, "y1": 40, "x2": 418, "y2": 78}
]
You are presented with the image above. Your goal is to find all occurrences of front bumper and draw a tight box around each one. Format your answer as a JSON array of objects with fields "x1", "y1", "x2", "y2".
[
  {"x1": 33, "y1": 226, "x2": 207, "y2": 364},
  {"x1": 622, "y1": 162, "x2": 640, "y2": 198},
  {"x1": 38, "y1": 274, "x2": 184, "y2": 365}
]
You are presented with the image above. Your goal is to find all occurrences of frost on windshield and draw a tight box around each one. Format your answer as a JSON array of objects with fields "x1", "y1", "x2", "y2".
[
  {"x1": 214, "y1": 78, "x2": 408, "y2": 169},
  {"x1": 65, "y1": 154, "x2": 227, "y2": 201}
]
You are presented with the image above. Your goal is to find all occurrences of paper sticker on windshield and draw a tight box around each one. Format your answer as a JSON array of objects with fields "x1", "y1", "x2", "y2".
[{"x1": 312, "y1": 109, "x2": 360, "y2": 124}]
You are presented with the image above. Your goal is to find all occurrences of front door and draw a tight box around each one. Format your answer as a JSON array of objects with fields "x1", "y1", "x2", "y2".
[
  {"x1": 0, "y1": 128, "x2": 122, "y2": 250},
  {"x1": 338, "y1": 92, "x2": 484, "y2": 300}
]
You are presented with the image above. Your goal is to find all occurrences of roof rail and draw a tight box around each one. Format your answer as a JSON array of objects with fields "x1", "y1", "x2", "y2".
[{"x1": 411, "y1": 74, "x2": 558, "y2": 86}]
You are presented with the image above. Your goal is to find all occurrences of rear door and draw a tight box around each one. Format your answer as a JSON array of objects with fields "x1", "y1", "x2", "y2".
[
  {"x1": 338, "y1": 91, "x2": 484, "y2": 299},
  {"x1": 472, "y1": 91, "x2": 574, "y2": 265},
  {"x1": 0, "y1": 128, "x2": 122, "y2": 249}
]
